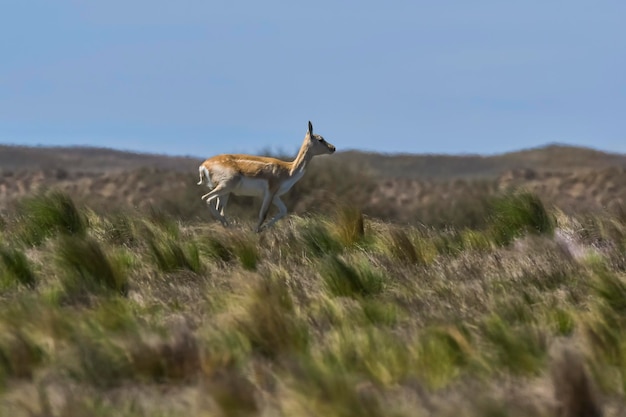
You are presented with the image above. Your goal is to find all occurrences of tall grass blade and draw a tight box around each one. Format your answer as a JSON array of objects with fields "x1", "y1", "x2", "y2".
[
  {"x1": 489, "y1": 191, "x2": 554, "y2": 245},
  {"x1": 16, "y1": 191, "x2": 86, "y2": 246},
  {"x1": 332, "y1": 205, "x2": 365, "y2": 247},
  {"x1": 321, "y1": 255, "x2": 384, "y2": 298},
  {"x1": 148, "y1": 235, "x2": 202, "y2": 273},
  {"x1": 301, "y1": 221, "x2": 342, "y2": 256},
  {"x1": 0, "y1": 246, "x2": 36, "y2": 288},
  {"x1": 57, "y1": 236, "x2": 129, "y2": 299},
  {"x1": 237, "y1": 274, "x2": 308, "y2": 359}
]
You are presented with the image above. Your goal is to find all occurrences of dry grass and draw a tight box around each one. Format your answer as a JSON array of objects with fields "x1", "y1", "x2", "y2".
[
  {"x1": 1, "y1": 190, "x2": 626, "y2": 416},
  {"x1": 2, "y1": 145, "x2": 626, "y2": 233}
]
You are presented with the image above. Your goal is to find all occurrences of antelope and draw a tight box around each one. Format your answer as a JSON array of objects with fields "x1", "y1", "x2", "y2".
[{"x1": 197, "y1": 121, "x2": 336, "y2": 232}]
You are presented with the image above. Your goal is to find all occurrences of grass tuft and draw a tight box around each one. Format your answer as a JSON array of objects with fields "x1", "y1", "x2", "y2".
[
  {"x1": 482, "y1": 315, "x2": 547, "y2": 375},
  {"x1": 147, "y1": 205, "x2": 180, "y2": 237},
  {"x1": 57, "y1": 235, "x2": 129, "y2": 300},
  {"x1": 67, "y1": 315, "x2": 199, "y2": 387},
  {"x1": 321, "y1": 255, "x2": 385, "y2": 298},
  {"x1": 360, "y1": 299, "x2": 399, "y2": 326},
  {"x1": 590, "y1": 260, "x2": 626, "y2": 316},
  {"x1": 68, "y1": 328, "x2": 132, "y2": 387},
  {"x1": 2, "y1": 191, "x2": 626, "y2": 414},
  {"x1": 331, "y1": 205, "x2": 365, "y2": 247},
  {"x1": 292, "y1": 358, "x2": 384, "y2": 417},
  {"x1": 103, "y1": 212, "x2": 138, "y2": 247},
  {"x1": 0, "y1": 246, "x2": 36, "y2": 288},
  {"x1": 489, "y1": 191, "x2": 554, "y2": 245},
  {"x1": 233, "y1": 237, "x2": 259, "y2": 271},
  {"x1": 236, "y1": 273, "x2": 308, "y2": 359},
  {"x1": 0, "y1": 330, "x2": 44, "y2": 379},
  {"x1": 416, "y1": 326, "x2": 473, "y2": 388},
  {"x1": 386, "y1": 226, "x2": 435, "y2": 265},
  {"x1": 301, "y1": 220, "x2": 342, "y2": 256},
  {"x1": 15, "y1": 191, "x2": 86, "y2": 246},
  {"x1": 547, "y1": 308, "x2": 576, "y2": 336},
  {"x1": 148, "y1": 234, "x2": 203, "y2": 273}
]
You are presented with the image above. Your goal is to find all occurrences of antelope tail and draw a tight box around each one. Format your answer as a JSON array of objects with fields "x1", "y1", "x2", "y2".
[{"x1": 197, "y1": 165, "x2": 208, "y2": 186}]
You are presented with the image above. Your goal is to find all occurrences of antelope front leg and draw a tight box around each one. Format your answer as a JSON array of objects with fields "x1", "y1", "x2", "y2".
[
  {"x1": 255, "y1": 191, "x2": 275, "y2": 233},
  {"x1": 263, "y1": 196, "x2": 288, "y2": 230},
  {"x1": 217, "y1": 193, "x2": 230, "y2": 217}
]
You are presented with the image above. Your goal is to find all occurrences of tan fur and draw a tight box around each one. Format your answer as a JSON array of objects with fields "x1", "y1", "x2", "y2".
[
  {"x1": 198, "y1": 121, "x2": 335, "y2": 232},
  {"x1": 200, "y1": 155, "x2": 291, "y2": 192}
]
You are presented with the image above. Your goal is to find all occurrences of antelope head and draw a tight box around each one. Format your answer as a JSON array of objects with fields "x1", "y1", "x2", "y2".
[{"x1": 305, "y1": 121, "x2": 336, "y2": 156}]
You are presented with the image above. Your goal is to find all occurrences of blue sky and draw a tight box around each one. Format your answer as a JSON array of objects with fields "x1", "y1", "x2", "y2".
[{"x1": 1, "y1": 1, "x2": 625, "y2": 158}]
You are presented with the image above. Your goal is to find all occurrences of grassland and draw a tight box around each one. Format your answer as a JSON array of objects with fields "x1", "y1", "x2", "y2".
[
  {"x1": 2, "y1": 145, "x2": 626, "y2": 231},
  {"x1": 1, "y1": 188, "x2": 626, "y2": 416}
]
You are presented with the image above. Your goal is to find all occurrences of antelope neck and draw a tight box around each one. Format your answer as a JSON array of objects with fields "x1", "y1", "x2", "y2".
[{"x1": 289, "y1": 140, "x2": 314, "y2": 176}]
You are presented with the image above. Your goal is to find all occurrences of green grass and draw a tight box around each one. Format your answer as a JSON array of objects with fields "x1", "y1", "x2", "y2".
[
  {"x1": 387, "y1": 227, "x2": 419, "y2": 263},
  {"x1": 0, "y1": 330, "x2": 44, "y2": 381},
  {"x1": 331, "y1": 205, "x2": 365, "y2": 247},
  {"x1": 0, "y1": 190, "x2": 623, "y2": 416},
  {"x1": 235, "y1": 272, "x2": 309, "y2": 360},
  {"x1": 14, "y1": 191, "x2": 86, "y2": 246},
  {"x1": 56, "y1": 235, "x2": 129, "y2": 301},
  {"x1": 0, "y1": 246, "x2": 36, "y2": 288},
  {"x1": 147, "y1": 233, "x2": 203, "y2": 274},
  {"x1": 489, "y1": 191, "x2": 555, "y2": 245},
  {"x1": 301, "y1": 219, "x2": 343, "y2": 256},
  {"x1": 321, "y1": 254, "x2": 385, "y2": 298}
]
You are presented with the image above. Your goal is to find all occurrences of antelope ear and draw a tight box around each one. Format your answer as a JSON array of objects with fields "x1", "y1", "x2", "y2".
[{"x1": 308, "y1": 121, "x2": 313, "y2": 135}]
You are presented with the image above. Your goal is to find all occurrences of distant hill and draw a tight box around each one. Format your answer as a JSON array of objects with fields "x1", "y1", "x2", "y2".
[
  {"x1": 0, "y1": 145, "x2": 199, "y2": 173},
  {"x1": 337, "y1": 144, "x2": 626, "y2": 179},
  {"x1": 1, "y1": 143, "x2": 625, "y2": 227},
  {"x1": 1, "y1": 143, "x2": 624, "y2": 179}
]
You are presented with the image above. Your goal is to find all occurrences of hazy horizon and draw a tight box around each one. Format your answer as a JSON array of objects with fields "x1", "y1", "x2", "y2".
[{"x1": 3, "y1": 140, "x2": 625, "y2": 161}]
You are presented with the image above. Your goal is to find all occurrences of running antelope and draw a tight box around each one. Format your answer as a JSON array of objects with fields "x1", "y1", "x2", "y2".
[{"x1": 197, "y1": 121, "x2": 336, "y2": 232}]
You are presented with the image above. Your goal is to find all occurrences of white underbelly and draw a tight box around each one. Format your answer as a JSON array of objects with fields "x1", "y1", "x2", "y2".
[
  {"x1": 232, "y1": 177, "x2": 267, "y2": 197},
  {"x1": 229, "y1": 171, "x2": 304, "y2": 198}
]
